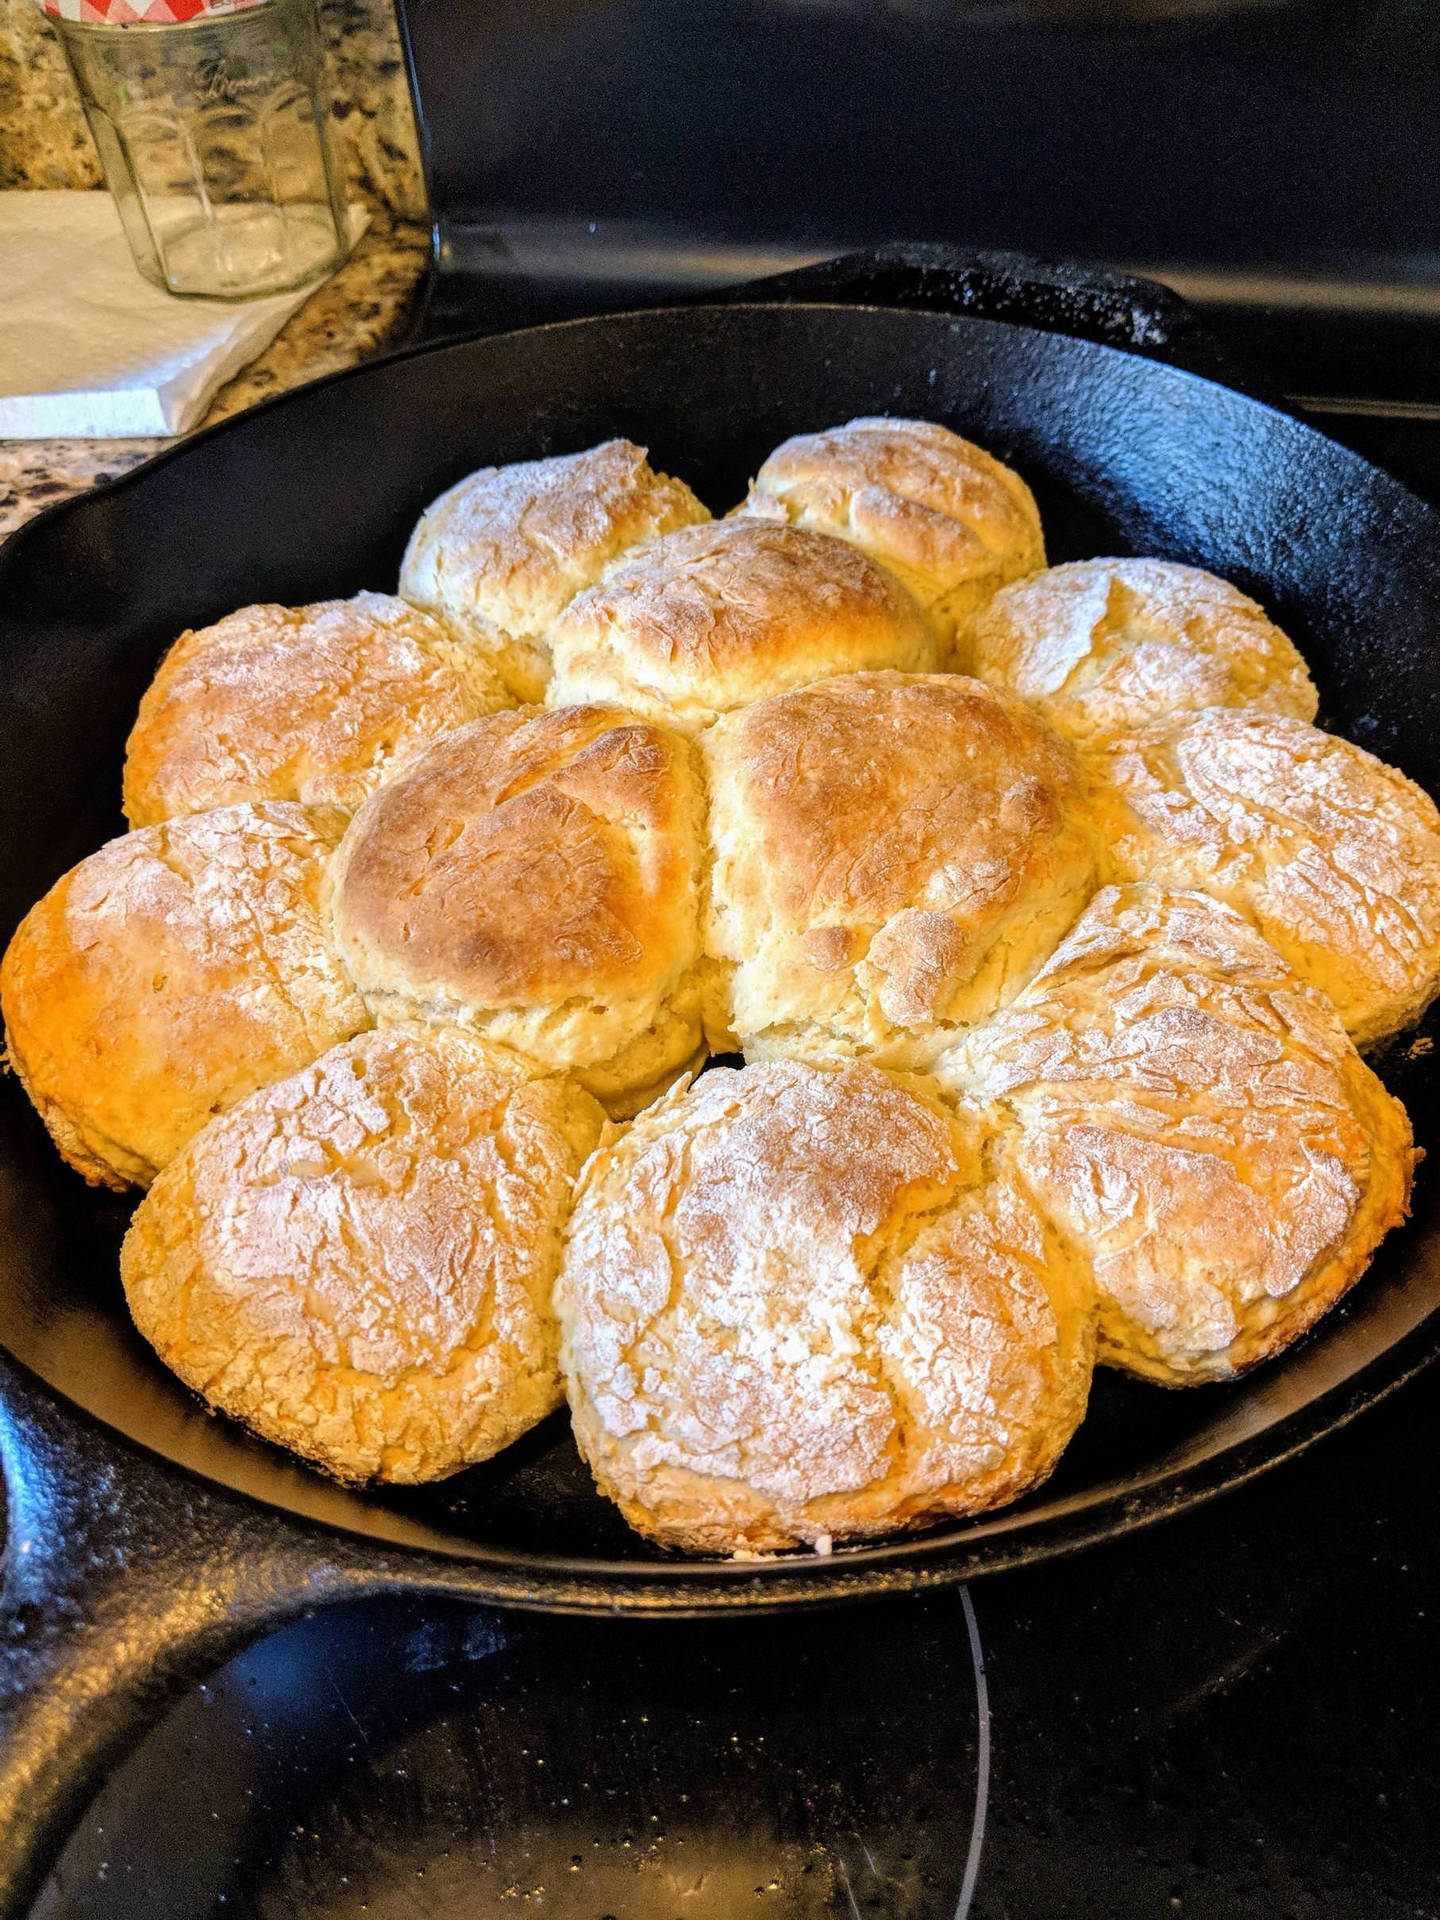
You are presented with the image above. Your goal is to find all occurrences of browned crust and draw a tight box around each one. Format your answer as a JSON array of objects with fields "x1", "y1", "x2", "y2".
[
  {"x1": 1088, "y1": 707, "x2": 1440, "y2": 1046},
  {"x1": 943, "y1": 884, "x2": 1417, "y2": 1384},
  {"x1": 737, "y1": 416, "x2": 1045, "y2": 659},
  {"x1": 0, "y1": 802, "x2": 371, "y2": 1189},
  {"x1": 399, "y1": 440, "x2": 712, "y2": 702},
  {"x1": 123, "y1": 592, "x2": 511, "y2": 827},
  {"x1": 556, "y1": 1059, "x2": 1094, "y2": 1553},
  {"x1": 703, "y1": 671, "x2": 1099, "y2": 1063},
  {"x1": 970, "y1": 558, "x2": 1319, "y2": 742},
  {"x1": 545, "y1": 518, "x2": 940, "y2": 727},
  {"x1": 328, "y1": 705, "x2": 706, "y2": 1108},
  {"x1": 121, "y1": 1025, "x2": 605, "y2": 1484}
]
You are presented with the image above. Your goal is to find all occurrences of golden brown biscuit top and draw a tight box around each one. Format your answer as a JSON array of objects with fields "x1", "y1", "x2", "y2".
[
  {"x1": 121, "y1": 1025, "x2": 605, "y2": 1482},
  {"x1": 399, "y1": 439, "x2": 711, "y2": 646},
  {"x1": 122, "y1": 592, "x2": 509, "y2": 827},
  {"x1": 970, "y1": 558, "x2": 1319, "y2": 740},
  {"x1": 716, "y1": 672, "x2": 1082, "y2": 920},
  {"x1": 956, "y1": 883, "x2": 1382, "y2": 1166},
  {"x1": 944, "y1": 884, "x2": 1415, "y2": 1378},
  {"x1": 558, "y1": 1057, "x2": 1093, "y2": 1545},
  {"x1": 704, "y1": 672, "x2": 1097, "y2": 1031},
  {"x1": 330, "y1": 704, "x2": 702, "y2": 1014},
  {"x1": 544, "y1": 519, "x2": 937, "y2": 724},
  {"x1": 145, "y1": 1026, "x2": 598, "y2": 1378},
  {"x1": 739, "y1": 416, "x2": 1043, "y2": 608},
  {"x1": 3, "y1": 801, "x2": 361, "y2": 1058},
  {"x1": 1091, "y1": 707, "x2": 1440, "y2": 1044},
  {"x1": 0, "y1": 802, "x2": 369, "y2": 1185},
  {"x1": 562, "y1": 1061, "x2": 969, "y2": 1506}
]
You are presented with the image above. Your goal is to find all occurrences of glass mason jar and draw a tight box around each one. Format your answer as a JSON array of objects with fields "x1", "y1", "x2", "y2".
[{"x1": 48, "y1": 0, "x2": 350, "y2": 300}]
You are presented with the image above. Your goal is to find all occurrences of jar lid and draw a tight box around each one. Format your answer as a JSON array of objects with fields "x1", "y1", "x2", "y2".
[{"x1": 42, "y1": 0, "x2": 267, "y2": 20}]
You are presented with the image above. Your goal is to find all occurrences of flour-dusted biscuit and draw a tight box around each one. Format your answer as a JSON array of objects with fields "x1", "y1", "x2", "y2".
[
  {"x1": 123, "y1": 592, "x2": 510, "y2": 827},
  {"x1": 556, "y1": 1058, "x2": 1094, "y2": 1554},
  {"x1": 971, "y1": 559, "x2": 1318, "y2": 742},
  {"x1": 703, "y1": 671, "x2": 1098, "y2": 1065},
  {"x1": 1090, "y1": 708, "x2": 1440, "y2": 1045},
  {"x1": 941, "y1": 886, "x2": 1416, "y2": 1385},
  {"x1": 122, "y1": 1026, "x2": 605, "y2": 1483},
  {"x1": 736, "y1": 416, "x2": 1044, "y2": 663},
  {"x1": 1, "y1": 803, "x2": 369, "y2": 1188},
  {"x1": 328, "y1": 705, "x2": 707, "y2": 1116},
  {"x1": 544, "y1": 519, "x2": 939, "y2": 730},
  {"x1": 399, "y1": 440, "x2": 711, "y2": 701}
]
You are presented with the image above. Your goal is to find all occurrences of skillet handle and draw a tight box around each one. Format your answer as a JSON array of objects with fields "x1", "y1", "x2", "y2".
[
  {"x1": 733, "y1": 242, "x2": 1258, "y2": 393},
  {"x1": 0, "y1": 1357, "x2": 394, "y2": 1919}
]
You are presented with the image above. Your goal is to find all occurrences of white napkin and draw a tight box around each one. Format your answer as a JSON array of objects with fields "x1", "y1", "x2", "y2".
[{"x1": 0, "y1": 191, "x2": 368, "y2": 439}]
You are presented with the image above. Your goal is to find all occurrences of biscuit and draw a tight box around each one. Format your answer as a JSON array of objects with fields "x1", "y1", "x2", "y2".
[
  {"x1": 121, "y1": 1026, "x2": 605, "y2": 1483},
  {"x1": 1089, "y1": 708, "x2": 1440, "y2": 1045},
  {"x1": 556, "y1": 1058, "x2": 1095, "y2": 1553},
  {"x1": 544, "y1": 519, "x2": 939, "y2": 730},
  {"x1": 328, "y1": 705, "x2": 707, "y2": 1116},
  {"x1": 398, "y1": 440, "x2": 711, "y2": 701},
  {"x1": 736, "y1": 416, "x2": 1044, "y2": 663},
  {"x1": 703, "y1": 672, "x2": 1098, "y2": 1064},
  {"x1": 941, "y1": 885, "x2": 1416, "y2": 1384},
  {"x1": 123, "y1": 593, "x2": 510, "y2": 827},
  {"x1": 1, "y1": 803, "x2": 370, "y2": 1189},
  {"x1": 971, "y1": 558, "x2": 1318, "y2": 742}
]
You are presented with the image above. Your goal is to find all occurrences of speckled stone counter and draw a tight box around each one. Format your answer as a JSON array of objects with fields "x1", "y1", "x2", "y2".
[
  {"x1": 0, "y1": 213, "x2": 429, "y2": 544},
  {"x1": 0, "y1": 0, "x2": 426, "y2": 219}
]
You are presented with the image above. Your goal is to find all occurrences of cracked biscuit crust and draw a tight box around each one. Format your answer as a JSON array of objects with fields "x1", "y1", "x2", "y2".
[
  {"x1": 735, "y1": 416, "x2": 1044, "y2": 663},
  {"x1": 971, "y1": 559, "x2": 1318, "y2": 743},
  {"x1": 1089, "y1": 707, "x2": 1440, "y2": 1046},
  {"x1": 941, "y1": 885, "x2": 1416, "y2": 1385},
  {"x1": 122, "y1": 1026, "x2": 605, "y2": 1484},
  {"x1": 544, "y1": 519, "x2": 940, "y2": 731},
  {"x1": 703, "y1": 672, "x2": 1099, "y2": 1067},
  {"x1": 1, "y1": 802, "x2": 370, "y2": 1189},
  {"x1": 328, "y1": 705, "x2": 707, "y2": 1115},
  {"x1": 123, "y1": 592, "x2": 511, "y2": 827},
  {"x1": 556, "y1": 1058, "x2": 1095, "y2": 1553},
  {"x1": 398, "y1": 440, "x2": 711, "y2": 703}
]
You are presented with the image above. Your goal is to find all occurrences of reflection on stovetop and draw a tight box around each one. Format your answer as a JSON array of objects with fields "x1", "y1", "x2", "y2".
[{"x1": 32, "y1": 1370, "x2": 1440, "y2": 1918}]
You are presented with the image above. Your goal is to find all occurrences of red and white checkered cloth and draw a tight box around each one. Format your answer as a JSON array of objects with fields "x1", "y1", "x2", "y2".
[{"x1": 42, "y1": 0, "x2": 265, "y2": 21}]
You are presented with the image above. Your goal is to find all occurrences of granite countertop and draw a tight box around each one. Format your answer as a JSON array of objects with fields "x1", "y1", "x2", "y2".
[{"x1": 0, "y1": 213, "x2": 430, "y2": 545}]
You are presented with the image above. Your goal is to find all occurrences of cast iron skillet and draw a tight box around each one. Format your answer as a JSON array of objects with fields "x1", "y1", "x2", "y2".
[{"x1": 1, "y1": 249, "x2": 1439, "y2": 1911}]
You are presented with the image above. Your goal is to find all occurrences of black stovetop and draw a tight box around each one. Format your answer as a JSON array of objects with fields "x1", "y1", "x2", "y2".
[
  {"x1": 24, "y1": 319, "x2": 1440, "y2": 1918},
  {"x1": 30, "y1": 1353, "x2": 1440, "y2": 1918}
]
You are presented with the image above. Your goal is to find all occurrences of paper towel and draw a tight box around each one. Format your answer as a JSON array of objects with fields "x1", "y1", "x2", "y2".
[{"x1": 0, "y1": 192, "x2": 367, "y2": 439}]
